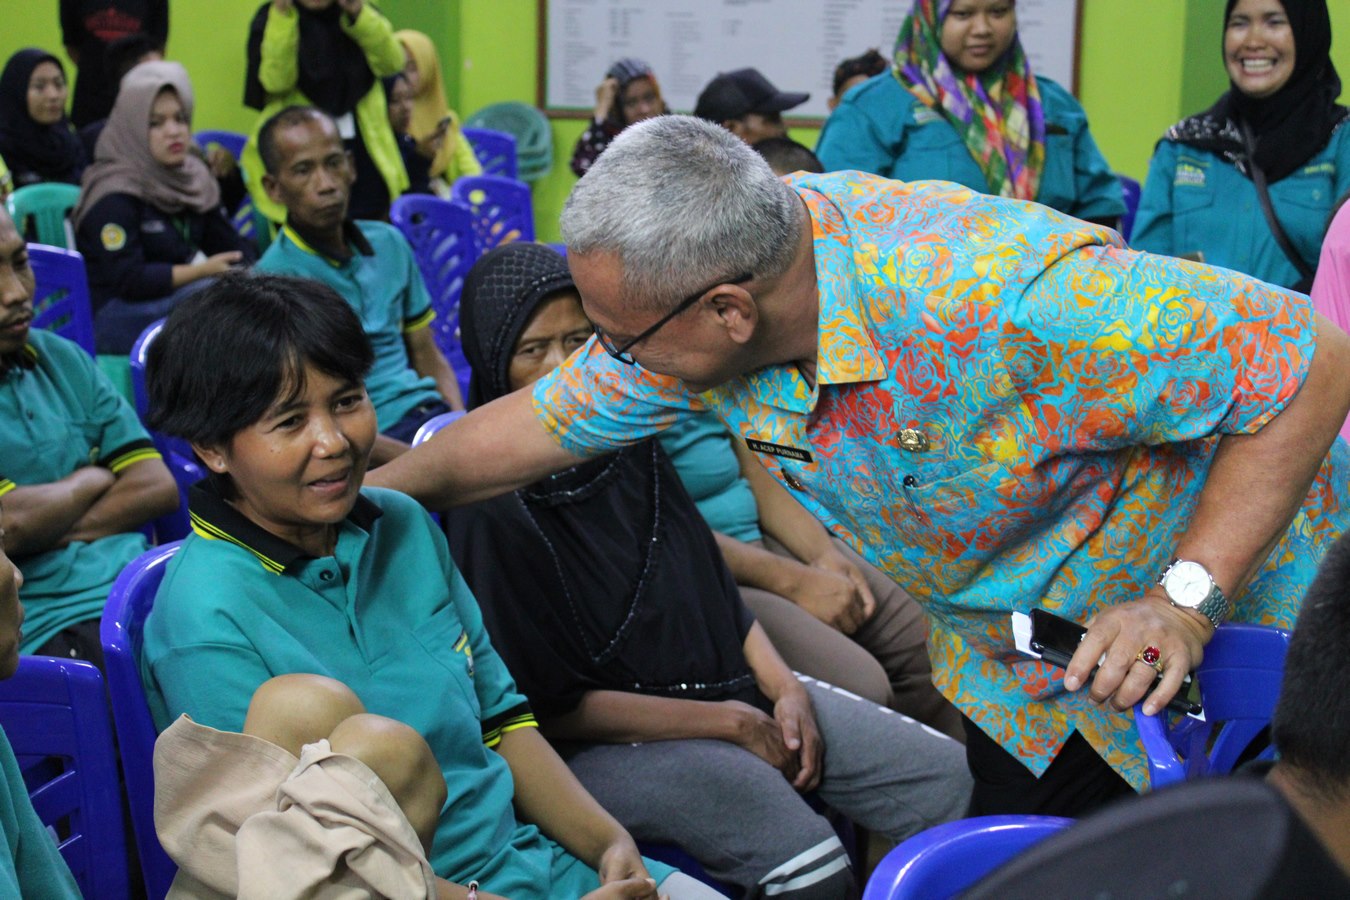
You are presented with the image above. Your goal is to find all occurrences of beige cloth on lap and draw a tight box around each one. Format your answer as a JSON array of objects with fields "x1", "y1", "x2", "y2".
[{"x1": 153, "y1": 714, "x2": 437, "y2": 899}]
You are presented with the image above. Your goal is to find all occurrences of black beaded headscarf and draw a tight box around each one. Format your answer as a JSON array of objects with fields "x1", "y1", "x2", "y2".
[{"x1": 459, "y1": 242, "x2": 577, "y2": 409}]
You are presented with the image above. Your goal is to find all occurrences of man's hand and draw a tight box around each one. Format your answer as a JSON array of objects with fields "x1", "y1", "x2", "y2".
[
  {"x1": 582, "y1": 879, "x2": 661, "y2": 900},
  {"x1": 1064, "y1": 590, "x2": 1211, "y2": 716},
  {"x1": 724, "y1": 699, "x2": 796, "y2": 778}
]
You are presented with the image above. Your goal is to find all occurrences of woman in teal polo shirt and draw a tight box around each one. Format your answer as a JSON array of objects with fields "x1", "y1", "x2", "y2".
[
  {"x1": 138, "y1": 272, "x2": 714, "y2": 900},
  {"x1": 1132, "y1": 0, "x2": 1349, "y2": 292},
  {"x1": 816, "y1": 0, "x2": 1124, "y2": 226}
]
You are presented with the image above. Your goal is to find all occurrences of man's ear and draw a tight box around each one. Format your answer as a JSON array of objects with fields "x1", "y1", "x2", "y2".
[
  {"x1": 261, "y1": 172, "x2": 281, "y2": 205},
  {"x1": 708, "y1": 286, "x2": 758, "y2": 345}
]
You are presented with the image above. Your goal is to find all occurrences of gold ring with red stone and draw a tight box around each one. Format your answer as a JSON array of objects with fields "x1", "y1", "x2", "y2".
[{"x1": 1135, "y1": 645, "x2": 1164, "y2": 675}]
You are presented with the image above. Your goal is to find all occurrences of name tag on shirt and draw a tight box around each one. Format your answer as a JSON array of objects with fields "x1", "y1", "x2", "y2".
[
  {"x1": 335, "y1": 112, "x2": 357, "y2": 140},
  {"x1": 141, "y1": 220, "x2": 166, "y2": 233},
  {"x1": 745, "y1": 438, "x2": 813, "y2": 463}
]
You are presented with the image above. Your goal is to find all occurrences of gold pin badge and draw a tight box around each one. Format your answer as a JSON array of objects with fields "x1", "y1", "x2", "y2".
[{"x1": 899, "y1": 429, "x2": 931, "y2": 453}]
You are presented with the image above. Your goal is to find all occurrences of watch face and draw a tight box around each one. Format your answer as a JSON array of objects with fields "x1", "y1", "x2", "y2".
[{"x1": 1165, "y1": 560, "x2": 1212, "y2": 608}]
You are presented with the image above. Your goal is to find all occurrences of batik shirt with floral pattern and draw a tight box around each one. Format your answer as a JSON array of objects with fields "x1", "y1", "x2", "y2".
[{"x1": 534, "y1": 171, "x2": 1349, "y2": 790}]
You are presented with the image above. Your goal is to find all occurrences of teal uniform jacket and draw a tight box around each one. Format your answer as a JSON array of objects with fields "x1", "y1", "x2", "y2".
[
  {"x1": 815, "y1": 72, "x2": 1125, "y2": 222},
  {"x1": 1132, "y1": 124, "x2": 1350, "y2": 290},
  {"x1": 0, "y1": 724, "x2": 81, "y2": 898}
]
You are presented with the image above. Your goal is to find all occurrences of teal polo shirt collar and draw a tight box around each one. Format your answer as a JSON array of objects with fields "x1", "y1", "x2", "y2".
[
  {"x1": 187, "y1": 480, "x2": 383, "y2": 575},
  {"x1": 279, "y1": 218, "x2": 375, "y2": 266},
  {"x1": 732, "y1": 186, "x2": 887, "y2": 416}
]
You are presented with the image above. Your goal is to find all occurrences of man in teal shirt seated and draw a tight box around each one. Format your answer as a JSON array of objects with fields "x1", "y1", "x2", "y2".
[
  {"x1": 0, "y1": 205, "x2": 176, "y2": 666},
  {"x1": 255, "y1": 105, "x2": 462, "y2": 464}
]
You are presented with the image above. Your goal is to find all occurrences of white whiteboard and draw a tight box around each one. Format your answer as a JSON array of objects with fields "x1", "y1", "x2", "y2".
[{"x1": 542, "y1": 0, "x2": 1081, "y2": 122}]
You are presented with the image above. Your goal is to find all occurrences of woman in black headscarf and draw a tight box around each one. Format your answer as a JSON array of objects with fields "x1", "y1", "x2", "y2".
[
  {"x1": 240, "y1": 0, "x2": 407, "y2": 223},
  {"x1": 443, "y1": 242, "x2": 970, "y2": 899},
  {"x1": 1133, "y1": 0, "x2": 1349, "y2": 291},
  {"x1": 0, "y1": 49, "x2": 88, "y2": 190}
]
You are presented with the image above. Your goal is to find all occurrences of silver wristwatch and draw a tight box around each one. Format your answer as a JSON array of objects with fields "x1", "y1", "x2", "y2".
[{"x1": 1157, "y1": 558, "x2": 1229, "y2": 628}]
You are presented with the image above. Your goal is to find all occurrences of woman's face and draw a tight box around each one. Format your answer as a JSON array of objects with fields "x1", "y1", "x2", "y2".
[
  {"x1": 507, "y1": 291, "x2": 594, "y2": 393},
  {"x1": 619, "y1": 76, "x2": 662, "y2": 124},
  {"x1": 195, "y1": 362, "x2": 377, "y2": 556},
  {"x1": 148, "y1": 88, "x2": 190, "y2": 168},
  {"x1": 387, "y1": 78, "x2": 413, "y2": 134},
  {"x1": 940, "y1": 0, "x2": 1017, "y2": 74},
  {"x1": 26, "y1": 60, "x2": 67, "y2": 126},
  {"x1": 1225, "y1": 0, "x2": 1296, "y2": 99}
]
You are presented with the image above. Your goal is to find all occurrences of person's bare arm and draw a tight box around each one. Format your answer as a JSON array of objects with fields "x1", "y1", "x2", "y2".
[
  {"x1": 2, "y1": 467, "x2": 114, "y2": 556},
  {"x1": 366, "y1": 387, "x2": 584, "y2": 509},
  {"x1": 403, "y1": 326, "x2": 464, "y2": 411},
  {"x1": 742, "y1": 622, "x2": 823, "y2": 791},
  {"x1": 1069, "y1": 313, "x2": 1350, "y2": 715},
  {"x1": 369, "y1": 434, "x2": 411, "y2": 466},
  {"x1": 495, "y1": 727, "x2": 658, "y2": 897},
  {"x1": 63, "y1": 458, "x2": 178, "y2": 546}
]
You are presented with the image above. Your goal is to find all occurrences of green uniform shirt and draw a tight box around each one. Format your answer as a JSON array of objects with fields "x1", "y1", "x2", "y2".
[
  {"x1": 816, "y1": 73, "x2": 1126, "y2": 222},
  {"x1": 140, "y1": 483, "x2": 653, "y2": 896},
  {"x1": 256, "y1": 220, "x2": 442, "y2": 431},
  {"x1": 0, "y1": 329, "x2": 157, "y2": 652},
  {"x1": 1132, "y1": 126, "x2": 1350, "y2": 290},
  {"x1": 0, "y1": 724, "x2": 81, "y2": 898}
]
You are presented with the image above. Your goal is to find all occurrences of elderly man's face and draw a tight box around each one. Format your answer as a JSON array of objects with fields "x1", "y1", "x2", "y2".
[{"x1": 569, "y1": 251, "x2": 748, "y2": 394}]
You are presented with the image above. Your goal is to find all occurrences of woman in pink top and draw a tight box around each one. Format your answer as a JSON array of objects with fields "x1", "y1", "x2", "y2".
[{"x1": 1311, "y1": 198, "x2": 1350, "y2": 442}]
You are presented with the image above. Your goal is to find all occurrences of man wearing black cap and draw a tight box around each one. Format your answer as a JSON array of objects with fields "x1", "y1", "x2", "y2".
[{"x1": 693, "y1": 67, "x2": 807, "y2": 146}]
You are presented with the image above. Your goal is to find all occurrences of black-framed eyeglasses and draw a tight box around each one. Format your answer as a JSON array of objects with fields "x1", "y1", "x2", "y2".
[{"x1": 593, "y1": 272, "x2": 753, "y2": 365}]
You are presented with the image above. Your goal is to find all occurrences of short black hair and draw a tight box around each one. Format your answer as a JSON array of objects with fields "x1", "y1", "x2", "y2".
[
  {"x1": 832, "y1": 48, "x2": 887, "y2": 97},
  {"x1": 146, "y1": 271, "x2": 374, "y2": 449},
  {"x1": 257, "y1": 105, "x2": 330, "y2": 175},
  {"x1": 1272, "y1": 532, "x2": 1350, "y2": 800},
  {"x1": 106, "y1": 33, "x2": 163, "y2": 83},
  {"x1": 751, "y1": 137, "x2": 824, "y2": 176}
]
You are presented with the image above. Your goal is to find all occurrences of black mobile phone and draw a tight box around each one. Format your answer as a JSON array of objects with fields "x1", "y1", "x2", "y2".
[{"x1": 1029, "y1": 608, "x2": 1202, "y2": 716}]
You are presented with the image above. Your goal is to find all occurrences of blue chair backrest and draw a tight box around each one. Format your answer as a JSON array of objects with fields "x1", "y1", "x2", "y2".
[
  {"x1": 193, "y1": 130, "x2": 246, "y2": 162},
  {"x1": 863, "y1": 815, "x2": 1072, "y2": 900},
  {"x1": 462, "y1": 127, "x2": 519, "y2": 180},
  {"x1": 100, "y1": 541, "x2": 182, "y2": 899},
  {"x1": 450, "y1": 175, "x2": 535, "y2": 254},
  {"x1": 29, "y1": 244, "x2": 95, "y2": 357},
  {"x1": 390, "y1": 195, "x2": 479, "y2": 396},
  {"x1": 1119, "y1": 174, "x2": 1142, "y2": 241},
  {"x1": 7, "y1": 182, "x2": 81, "y2": 248},
  {"x1": 0, "y1": 655, "x2": 130, "y2": 898},
  {"x1": 1134, "y1": 623, "x2": 1290, "y2": 788},
  {"x1": 129, "y1": 319, "x2": 196, "y2": 541}
]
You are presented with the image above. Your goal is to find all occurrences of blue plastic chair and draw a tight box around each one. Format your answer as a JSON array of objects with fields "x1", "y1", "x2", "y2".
[
  {"x1": 450, "y1": 174, "x2": 535, "y2": 254},
  {"x1": 1119, "y1": 174, "x2": 1142, "y2": 241},
  {"x1": 390, "y1": 195, "x2": 480, "y2": 398},
  {"x1": 101, "y1": 541, "x2": 182, "y2": 899},
  {"x1": 7, "y1": 182, "x2": 81, "y2": 248},
  {"x1": 462, "y1": 127, "x2": 519, "y2": 180},
  {"x1": 29, "y1": 244, "x2": 96, "y2": 357},
  {"x1": 1134, "y1": 623, "x2": 1290, "y2": 789},
  {"x1": 0, "y1": 655, "x2": 131, "y2": 898},
  {"x1": 129, "y1": 319, "x2": 197, "y2": 541},
  {"x1": 863, "y1": 815, "x2": 1072, "y2": 900}
]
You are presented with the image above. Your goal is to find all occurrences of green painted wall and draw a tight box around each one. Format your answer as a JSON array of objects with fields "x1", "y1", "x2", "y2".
[{"x1": 5, "y1": 0, "x2": 1350, "y2": 242}]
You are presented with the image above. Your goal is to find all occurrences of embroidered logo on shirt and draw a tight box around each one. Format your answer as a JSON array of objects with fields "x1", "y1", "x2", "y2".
[
  {"x1": 912, "y1": 106, "x2": 942, "y2": 125},
  {"x1": 100, "y1": 223, "x2": 127, "y2": 251},
  {"x1": 1301, "y1": 162, "x2": 1335, "y2": 176},
  {"x1": 745, "y1": 438, "x2": 814, "y2": 463},
  {"x1": 1174, "y1": 164, "x2": 1206, "y2": 188}
]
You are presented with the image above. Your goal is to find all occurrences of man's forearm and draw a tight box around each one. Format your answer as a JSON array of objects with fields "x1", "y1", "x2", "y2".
[
  {"x1": 63, "y1": 460, "x2": 178, "y2": 546},
  {"x1": 3, "y1": 469, "x2": 113, "y2": 556},
  {"x1": 542, "y1": 690, "x2": 741, "y2": 744},
  {"x1": 733, "y1": 438, "x2": 833, "y2": 562}
]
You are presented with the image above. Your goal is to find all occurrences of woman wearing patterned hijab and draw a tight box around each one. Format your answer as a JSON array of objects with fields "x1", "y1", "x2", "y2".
[
  {"x1": 1133, "y1": 0, "x2": 1349, "y2": 292},
  {"x1": 569, "y1": 57, "x2": 668, "y2": 177},
  {"x1": 816, "y1": 0, "x2": 1123, "y2": 226}
]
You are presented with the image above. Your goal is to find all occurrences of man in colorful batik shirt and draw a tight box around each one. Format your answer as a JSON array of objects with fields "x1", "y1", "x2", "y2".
[{"x1": 371, "y1": 116, "x2": 1350, "y2": 815}]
